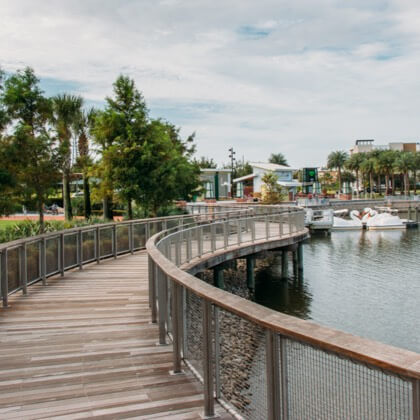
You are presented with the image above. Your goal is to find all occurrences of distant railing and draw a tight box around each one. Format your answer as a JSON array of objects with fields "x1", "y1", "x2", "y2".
[
  {"x1": 0, "y1": 206, "x2": 252, "y2": 307},
  {"x1": 147, "y1": 205, "x2": 420, "y2": 420}
]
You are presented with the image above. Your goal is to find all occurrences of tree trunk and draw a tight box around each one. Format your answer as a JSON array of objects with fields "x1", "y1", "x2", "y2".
[
  {"x1": 370, "y1": 173, "x2": 373, "y2": 199},
  {"x1": 400, "y1": 174, "x2": 404, "y2": 194},
  {"x1": 356, "y1": 170, "x2": 360, "y2": 198},
  {"x1": 385, "y1": 174, "x2": 390, "y2": 195},
  {"x1": 83, "y1": 176, "x2": 91, "y2": 219},
  {"x1": 63, "y1": 172, "x2": 72, "y2": 221},
  {"x1": 127, "y1": 199, "x2": 133, "y2": 220},
  {"x1": 377, "y1": 174, "x2": 381, "y2": 195},
  {"x1": 38, "y1": 200, "x2": 45, "y2": 234},
  {"x1": 103, "y1": 196, "x2": 113, "y2": 220},
  {"x1": 338, "y1": 168, "x2": 342, "y2": 195},
  {"x1": 405, "y1": 172, "x2": 409, "y2": 197},
  {"x1": 414, "y1": 170, "x2": 417, "y2": 195},
  {"x1": 391, "y1": 174, "x2": 395, "y2": 195}
]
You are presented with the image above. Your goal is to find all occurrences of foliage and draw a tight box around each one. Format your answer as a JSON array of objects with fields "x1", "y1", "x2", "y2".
[
  {"x1": 193, "y1": 156, "x2": 217, "y2": 169},
  {"x1": 261, "y1": 172, "x2": 285, "y2": 203},
  {"x1": 269, "y1": 153, "x2": 288, "y2": 166},
  {"x1": 327, "y1": 150, "x2": 348, "y2": 193}
]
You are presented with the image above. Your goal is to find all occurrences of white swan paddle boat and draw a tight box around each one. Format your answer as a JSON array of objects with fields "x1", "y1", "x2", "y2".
[
  {"x1": 332, "y1": 210, "x2": 363, "y2": 230},
  {"x1": 365, "y1": 209, "x2": 406, "y2": 230}
]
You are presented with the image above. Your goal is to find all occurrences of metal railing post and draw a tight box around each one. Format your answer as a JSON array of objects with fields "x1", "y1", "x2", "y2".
[
  {"x1": 251, "y1": 218, "x2": 256, "y2": 242},
  {"x1": 151, "y1": 258, "x2": 157, "y2": 323},
  {"x1": 223, "y1": 220, "x2": 228, "y2": 249},
  {"x1": 60, "y1": 233, "x2": 65, "y2": 275},
  {"x1": 237, "y1": 219, "x2": 241, "y2": 245},
  {"x1": 175, "y1": 234, "x2": 181, "y2": 266},
  {"x1": 202, "y1": 299, "x2": 215, "y2": 418},
  {"x1": 96, "y1": 227, "x2": 100, "y2": 264},
  {"x1": 211, "y1": 223, "x2": 216, "y2": 252},
  {"x1": 1, "y1": 250, "x2": 8, "y2": 307},
  {"x1": 279, "y1": 213, "x2": 283, "y2": 237},
  {"x1": 113, "y1": 225, "x2": 117, "y2": 258},
  {"x1": 265, "y1": 215, "x2": 270, "y2": 239},
  {"x1": 186, "y1": 230, "x2": 192, "y2": 262},
  {"x1": 266, "y1": 329, "x2": 281, "y2": 420},
  {"x1": 78, "y1": 230, "x2": 83, "y2": 270},
  {"x1": 171, "y1": 282, "x2": 183, "y2": 374},
  {"x1": 20, "y1": 243, "x2": 27, "y2": 295},
  {"x1": 214, "y1": 306, "x2": 221, "y2": 399},
  {"x1": 279, "y1": 335, "x2": 289, "y2": 420},
  {"x1": 129, "y1": 222, "x2": 134, "y2": 254},
  {"x1": 157, "y1": 268, "x2": 168, "y2": 345},
  {"x1": 145, "y1": 222, "x2": 150, "y2": 241},
  {"x1": 41, "y1": 238, "x2": 47, "y2": 285},
  {"x1": 413, "y1": 379, "x2": 420, "y2": 420},
  {"x1": 198, "y1": 227, "x2": 203, "y2": 257},
  {"x1": 288, "y1": 211, "x2": 292, "y2": 235}
]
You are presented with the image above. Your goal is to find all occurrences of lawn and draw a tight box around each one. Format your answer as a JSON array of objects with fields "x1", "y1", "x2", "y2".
[{"x1": 0, "y1": 220, "x2": 21, "y2": 230}]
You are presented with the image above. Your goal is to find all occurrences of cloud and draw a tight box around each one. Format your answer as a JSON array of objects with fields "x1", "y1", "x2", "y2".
[{"x1": 1, "y1": 0, "x2": 420, "y2": 167}]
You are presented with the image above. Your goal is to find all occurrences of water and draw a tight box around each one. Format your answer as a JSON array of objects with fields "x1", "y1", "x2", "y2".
[{"x1": 255, "y1": 228, "x2": 420, "y2": 353}]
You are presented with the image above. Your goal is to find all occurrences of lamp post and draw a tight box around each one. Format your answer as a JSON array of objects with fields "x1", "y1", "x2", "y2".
[{"x1": 228, "y1": 147, "x2": 236, "y2": 198}]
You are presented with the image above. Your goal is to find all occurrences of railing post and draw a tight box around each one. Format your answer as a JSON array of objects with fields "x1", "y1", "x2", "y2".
[
  {"x1": 157, "y1": 268, "x2": 168, "y2": 345},
  {"x1": 78, "y1": 230, "x2": 83, "y2": 270},
  {"x1": 214, "y1": 306, "x2": 221, "y2": 399},
  {"x1": 113, "y1": 224, "x2": 117, "y2": 258},
  {"x1": 175, "y1": 234, "x2": 181, "y2": 266},
  {"x1": 171, "y1": 282, "x2": 183, "y2": 374},
  {"x1": 129, "y1": 222, "x2": 134, "y2": 254},
  {"x1": 237, "y1": 219, "x2": 241, "y2": 245},
  {"x1": 96, "y1": 227, "x2": 100, "y2": 264},
  {"x1": 150, "y1": 258, "x2": 157, "y2": 323},
  {"x1": 1, "y1": 249, "x2": 8, "y2": 307},
  {"x1": 186, "y1": 230, "x2": 192, "y2": 262},
  {"x1": 202, "y1": 299, "x2": 215, "y2": 418},
  {"x1": 279, "y1": 213, "x2": 283, "y2": 237},
  {"x1": 266, "y1": 329, "x2": 281, "y2": 420},
  {"x1": 198, "y1": 227, "x2": 203, "y2": 257},
  {"x1": 279, "y1": 335, "x2": 289, "y2": 420},
  {"x1": 211, "y1": 223, "x2": 216, "y2": 252},
  {"x1": 265, "y1": 215, "x2": 269, "y2": 239},
  {"x1": 288, "y1": 211, "x2": 292, "y2": 235},
  {"x1": 60, "y1": 233, "x2": 65, "y2": 275},
  {"x1": 20, "y1": 243, "x2": 27, "y2": 295},
  {"x1": 413, "y1": 379, "x2": 420, "y2": 420},
  {"x1": 145, "y1": 222, "x2": 150, "y2": 241},
  {"x1": 223, "y1": 219, "x2": 228, "y2": 249},
  {"x1": 41, "y1": 237, "x2": 46, "y2": 286},
  {"x1": 251, "y1": 218, "x2": 256, "y2": 242}
]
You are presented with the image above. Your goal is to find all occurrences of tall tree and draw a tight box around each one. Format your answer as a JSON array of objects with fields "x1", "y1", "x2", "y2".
[
  {"x1": 360, "y1": 158, "x2": 376, "y2": 198},
  {"x1": 413, "y1": 151, "x2": 420, "y2": 195},
  {"x1": 345, "y1": 153, "x2": 365, "y2": 197},
  {"x1": 327, "y1": 151, "x2": 348, "y2": 194},
  {"x1": 51, "y1": 94, "x2": 83, "y2": 220},
  {"x1": 269, "y1": 153, "x2": 288, "y2": 166},
  {"x1": 194, "y1": 156, "x2": 217, "y2": 169},
  {"x1": 1, "y1": 68, "x2": 63, "y2": 231},
  {"x1": 395, "y1": 152, "x2": 415, "y2": 197},
  {"x1": 376, "y1": 150, "x2": 395, "y2": 195}
]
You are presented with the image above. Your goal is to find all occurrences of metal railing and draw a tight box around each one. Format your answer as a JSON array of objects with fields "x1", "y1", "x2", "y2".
[
  {"x1": 0, "y1": 206, "x2": 253, "y2": 307},
  {"x1": 147, "y1": 206, "x2": 420, "y2": 420}
]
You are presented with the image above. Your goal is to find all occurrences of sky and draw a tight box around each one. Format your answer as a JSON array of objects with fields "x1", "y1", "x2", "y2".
[{"x1": 1, "y1": 0, "x2": 420, "y2": 167}]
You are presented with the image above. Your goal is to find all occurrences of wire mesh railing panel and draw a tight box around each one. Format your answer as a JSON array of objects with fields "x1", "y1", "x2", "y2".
[
  {"x1": 282, "y1": 337, "x2": 413, "y2": 420},
  {"x1": 82, "y1": 230, "x2": 95, "y2": 262},
  {"x1": 184, "y1": 289, "x2": 203, "y2": 378},
  {"x1": 99, "y1": 227, "x2": 113, "y2": 257},
  {"x1": 133, "y1": 223, "x2": 146, "y2": 249},
  {"x1": 46, "y1": 237, "x2": 59, "y2": 275},
  {"x1": 217, "y1": 308, "x2": 268, "y2": 419},
  {"x1": 166, "y1": 219, "x2": 180, "y2": 230},
  {"x1": 7, "y1": 247, "x2": 20, "y2": 293},
  {"x1": 27, "y1": 242, "x2": 40, "y2": 283},
  {"x1": 64, "y1": 234, "x2": 78, "y2": 269},
  {"x1": 149, "y1": 221, "x2": 162, "y2": 237},
  {"x1": 116, "y1": 225, "x2": 129, "y2": 253}
]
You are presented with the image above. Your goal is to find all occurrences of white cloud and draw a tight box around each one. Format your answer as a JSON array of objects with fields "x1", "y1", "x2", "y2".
[{"x1": 1, "y1": 0, "x2": 420, "y2": 166}]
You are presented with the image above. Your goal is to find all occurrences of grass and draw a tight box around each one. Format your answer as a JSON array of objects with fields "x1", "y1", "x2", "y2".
[{"x1": 0, "y1": 220, "x2": 21, "y2": 230}]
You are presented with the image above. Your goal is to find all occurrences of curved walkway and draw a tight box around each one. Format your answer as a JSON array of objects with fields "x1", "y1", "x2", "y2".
[{"x1": 0, "y1": 252, "x2": 231, "y2": 419}]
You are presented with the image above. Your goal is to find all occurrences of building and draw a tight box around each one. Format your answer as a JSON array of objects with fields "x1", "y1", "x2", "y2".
[
  {"x1": 350, "y1": 139, "x2": 419, "y2": 155},
  {"x1": 199, "y1": 168, "x2": 231, "y2": 200},
  {"x1": 233, "y1": 162, "x2": 301, "y2": 199}
]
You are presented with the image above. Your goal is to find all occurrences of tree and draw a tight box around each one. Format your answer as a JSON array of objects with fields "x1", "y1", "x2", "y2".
[
  {"x1": 395, "y1": 152, "x2": 415, "y2": 197},
  {"x1": 413, "y1": 152, "x2": 420, "y2": 195},
  {"x1": 345, "y1": 153, "x2": 365, "y2": 196},
  {"x1": 1, "y1": 68, "x2": 63, "y2": 231},
  {"x1": 74, "y1": 108, "x2": 95, "y2": 218},
  {"x1": 327, "y1": 151, "x2": 348, "y2": 193},
  {"x1": 51, "y1": 94, "x2": 83, "y2": 220},
  {"x1": 261, "y1": 172, "x2": 284, "y2": 203},
  {"x1": 360, "y1": 158, "x2": 376, "y2": 198},
  {"x1": 269, "y1": 153, "x2": 288, "y2": 166},
  {"x1": 194, "y1": 156, "x2": 217, "y2": 169}
]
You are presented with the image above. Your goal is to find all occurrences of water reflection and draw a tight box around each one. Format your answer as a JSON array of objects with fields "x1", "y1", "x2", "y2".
[{"x1": 254, "y1": 229, "x2": 420, "y2": 353}]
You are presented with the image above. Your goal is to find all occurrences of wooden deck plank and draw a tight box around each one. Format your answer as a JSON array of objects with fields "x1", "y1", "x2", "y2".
[{"x1": 0, "y1": 251, "x2": 231, "y2": 419}]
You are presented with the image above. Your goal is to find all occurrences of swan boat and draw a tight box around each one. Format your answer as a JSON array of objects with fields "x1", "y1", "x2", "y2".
[{"x1": 332, "y1": 210, "x2": 363, "y2": 230}]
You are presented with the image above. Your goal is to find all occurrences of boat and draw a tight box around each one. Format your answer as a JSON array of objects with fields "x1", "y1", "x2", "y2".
[
  {"x1": 332, "y1": 210, "x2": 363, "y2": 230},
  {"x1": 365, "y1": 209, "x2": 406, "y2": 230}
]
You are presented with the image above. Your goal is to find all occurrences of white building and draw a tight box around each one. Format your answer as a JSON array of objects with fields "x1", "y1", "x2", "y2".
[
  {"x1": 233, "y1": 163, "x2": 301, "y2": 198},
  {"x1": 199, "y1": 168, "x2": 231, "y2": 200}
]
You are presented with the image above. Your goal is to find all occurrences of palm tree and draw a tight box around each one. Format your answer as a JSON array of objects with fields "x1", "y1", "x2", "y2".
[
  {"x1": 345, "y1": 153, "x2": 364, "y2": 197},
  {"x1": 413, "y1": 151, "x2": 420, "y2": 195},
  {"x1": 360, "y1": 158, "x2": 376, "y2": 198},
  {"x1": 74, "y1": 108, "x2": 95, "y2": 219},
  {"x1": 327, "y1": 151, "x2": 348, "y2": 194},
  {"x1": 51, "y1": 94, "x2": 83, "y2": 220},
  {"x1": 376, "y1": 150, "x2": 396, "y2": 195},
  {"x1": 269, "y1": 153, "x2": 288, "y2": 166},
  {"x1": 395, "y1": 152, "x2": 415, "y2": 197}
]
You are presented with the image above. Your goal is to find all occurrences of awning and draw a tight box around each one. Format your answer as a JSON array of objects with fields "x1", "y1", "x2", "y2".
[
  {"x1": 277, "y1": 181, "x2": 302, "y2": 188},
  {"x1": 233, "y1": 173, "x2": 256, "y2": 183}
]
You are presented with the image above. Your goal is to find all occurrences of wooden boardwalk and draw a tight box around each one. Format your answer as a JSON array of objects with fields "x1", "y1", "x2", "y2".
[{"x1": 0, "y1": 251, "x2": 230, "y2": 419}]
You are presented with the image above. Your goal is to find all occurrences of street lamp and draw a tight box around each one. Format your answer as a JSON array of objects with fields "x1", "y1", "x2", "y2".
[{"x1": 228, "y1": 147, "x2": 236, "y2": 198}]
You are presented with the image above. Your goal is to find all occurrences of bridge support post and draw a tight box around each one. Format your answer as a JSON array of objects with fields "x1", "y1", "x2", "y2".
[
  {"x1": 297, "y1": 243, "x2": 304, "y2": 274},
  {"x1": 213, "y1": 266, "x2": 224, "y2": 289},
  {"x1": 246, "y1": 255, "x2": 255, "y2": 290},
  {"x1": 292, "y1": 249, "x2": 298, "y2": 277},
  {"x1": 281, "y1": 250, "x2": 288, "y2": 279}
]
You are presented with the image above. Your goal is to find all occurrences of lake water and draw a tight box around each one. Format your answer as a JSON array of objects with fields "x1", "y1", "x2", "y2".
[{"x1": 255, "y1": 228, "x2": 420, "y2": 353}]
